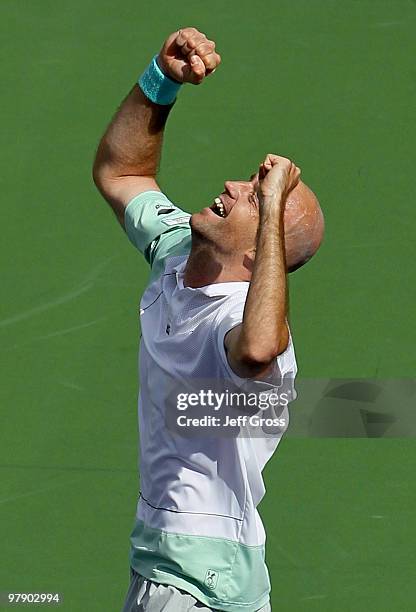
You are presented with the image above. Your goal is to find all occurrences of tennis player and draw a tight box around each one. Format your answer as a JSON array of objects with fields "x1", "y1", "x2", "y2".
[{"x1": 93, "y1": 27, "x2": 324, "y2": 612}]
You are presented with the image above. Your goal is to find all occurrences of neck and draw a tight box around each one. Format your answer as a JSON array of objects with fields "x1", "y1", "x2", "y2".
[{"x1": 183, "y1": 236, "x2": 250, "y2": 288}]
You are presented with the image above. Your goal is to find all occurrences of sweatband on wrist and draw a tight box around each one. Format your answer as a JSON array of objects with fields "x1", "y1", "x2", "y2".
[{"x1": 138, "y1": 55, "x2": 182, "y2": 105}]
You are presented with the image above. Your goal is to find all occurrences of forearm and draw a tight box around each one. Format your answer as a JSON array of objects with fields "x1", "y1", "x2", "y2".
[
  {"x1": 92, "y1": 28, "x2": 220, "y2": 225},
  {"x1": 237, "y1": 193, "x2": 288, "y2": 364},
  {"x1": 93, "y1": 85, "x2": 173, "y2": 220},
  {"x1": 94, "y1": 85, "x2": 172, "y2": 179}
]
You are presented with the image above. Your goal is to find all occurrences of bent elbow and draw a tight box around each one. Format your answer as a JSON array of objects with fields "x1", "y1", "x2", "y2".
[
  {"x1": 238, "y1": 329, "x2": 289, "y2": 367},
  {"x1": 92, "y1": 155, "x2": 108, "y2": 193},
  {"x1": 276, "y1": 326, "x2": 290, "y2": 356},
  {"x1": 92, "y1": 164, "x2": 100, "y2": 191},
  {"x1": 92, "y1": 159, "x2": 120, "y2": 203}
]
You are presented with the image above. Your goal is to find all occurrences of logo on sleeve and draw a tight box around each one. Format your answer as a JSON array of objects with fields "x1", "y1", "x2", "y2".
[
  {"x1": 156, "y1": 205, "x2": 176, "y2": 215},
  {"x1": 161, "y1": 215, "x2": 191, "y2": 226}
]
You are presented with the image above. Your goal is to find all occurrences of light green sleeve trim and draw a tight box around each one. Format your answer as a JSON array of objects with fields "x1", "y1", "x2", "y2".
[{"x1": 124, "y1": 191, "x2": 192, "y2": 277}]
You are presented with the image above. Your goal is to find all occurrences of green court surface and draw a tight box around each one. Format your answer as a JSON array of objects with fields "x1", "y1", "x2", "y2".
[{"x1": 1, "y1": 1, "x2": 415, "y2": 610}]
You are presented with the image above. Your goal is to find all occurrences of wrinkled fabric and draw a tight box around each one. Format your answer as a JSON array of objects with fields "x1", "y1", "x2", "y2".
[{"x1": 122, "y1": 571, "x2": 271, "y2": 612}]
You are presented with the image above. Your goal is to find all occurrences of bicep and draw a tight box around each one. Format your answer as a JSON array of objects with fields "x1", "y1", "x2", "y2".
[{"x1": 95, "y1": 175, "x2": 161, "y2": 227}]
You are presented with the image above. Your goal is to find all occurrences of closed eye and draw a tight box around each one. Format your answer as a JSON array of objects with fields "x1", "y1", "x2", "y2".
[{"x1": 248, "y1": 192, "x2": 259, "y2": 214}]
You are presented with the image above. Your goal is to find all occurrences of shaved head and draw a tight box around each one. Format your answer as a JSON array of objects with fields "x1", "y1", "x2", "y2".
[
  {"x1": 189, "y1": 172, "x2": 324, "y2": 282},
  {"x1": 283, "y1": 181, "x2": 324, "y2": 272}
]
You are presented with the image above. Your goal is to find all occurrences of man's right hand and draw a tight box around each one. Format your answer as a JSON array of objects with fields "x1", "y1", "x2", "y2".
[
  {"x1": 257, "y1": 154, "x2": 301, "y2": 201},
  {"x1": 157, "y1": 27, "x2": 221, "y2": 85}
]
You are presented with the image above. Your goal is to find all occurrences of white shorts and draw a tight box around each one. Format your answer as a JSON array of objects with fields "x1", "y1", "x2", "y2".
[{"x1": 122, "y1": 570, "x2": 271, "y2": 612}]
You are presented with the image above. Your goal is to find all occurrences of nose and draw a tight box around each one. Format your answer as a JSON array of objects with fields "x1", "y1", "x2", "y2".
[{"x1": 224, "y1": 180, "x2": 249, "y2": 198}]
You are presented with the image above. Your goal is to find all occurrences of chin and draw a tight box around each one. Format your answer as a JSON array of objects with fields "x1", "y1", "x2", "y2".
[
  {"x1": 189, "y1": 211, "x2": 204, "y2": 232},
  {"x1": 189, "y1": 213, "x2": 211, "y2": 242},
  {"x1": 189, "y1": 215, "x2": 225, "y2": 253},
  {"x1": 190, "y1": 211, "x2": 216, "y2": 232}
]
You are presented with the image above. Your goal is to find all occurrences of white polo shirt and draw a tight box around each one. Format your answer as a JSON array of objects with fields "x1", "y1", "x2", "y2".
[{"x1": 125, "y1": 191, "x2": 297, "y2": 612}]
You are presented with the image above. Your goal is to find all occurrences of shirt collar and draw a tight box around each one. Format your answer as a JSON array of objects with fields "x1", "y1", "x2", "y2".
[{"x1": 172, "y1": 258, "x2": 249, "y2": 298}]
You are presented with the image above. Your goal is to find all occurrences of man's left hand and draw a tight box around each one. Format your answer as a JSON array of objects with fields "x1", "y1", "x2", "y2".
[{"x1": 157, "y1": 27, "x2": 221, "y2": 85}]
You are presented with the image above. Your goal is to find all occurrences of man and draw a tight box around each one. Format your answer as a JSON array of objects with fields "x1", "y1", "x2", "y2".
[{"x1": 93, "y1": 27, "x2": 324, "y2": 612}]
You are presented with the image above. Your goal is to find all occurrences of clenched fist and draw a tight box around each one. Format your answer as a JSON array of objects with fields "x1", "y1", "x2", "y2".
[
  {"x1": 157, "y1": 27, "x2": 221, "y2": 85},
  {"x1": 258, "y1": 154, "x2": 301, "y2": 200}
]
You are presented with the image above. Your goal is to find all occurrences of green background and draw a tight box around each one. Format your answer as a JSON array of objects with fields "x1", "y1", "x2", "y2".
[{"x1": 1, "y1": 0, "x2": 415, "y2": 609}]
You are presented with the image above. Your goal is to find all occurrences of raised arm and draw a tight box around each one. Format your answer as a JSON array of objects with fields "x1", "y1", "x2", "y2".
[
  {"x1": 92, "y1": 28, "x2": 221, "y2": 226},
  {"x1": 225, "y1": 155, "x2": 301, "y2": 378}
]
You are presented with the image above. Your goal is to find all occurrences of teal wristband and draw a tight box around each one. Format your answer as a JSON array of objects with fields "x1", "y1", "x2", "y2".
[{"x1": 138, "y1": 56, "x2": 182, "y2": 105}]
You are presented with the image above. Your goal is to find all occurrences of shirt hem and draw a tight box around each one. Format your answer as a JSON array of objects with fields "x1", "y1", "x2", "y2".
[{"x1": 130, "y1": 564, "x2": 270, "y2": 612}]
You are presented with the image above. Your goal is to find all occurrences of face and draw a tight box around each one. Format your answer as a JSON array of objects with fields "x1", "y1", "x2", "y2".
[
  {"x1": 190, "y1": 173, "x2": 261, "y2": 256},
  {"x1": 190, "y1": 174, "x2": 325, "y2": 273}
]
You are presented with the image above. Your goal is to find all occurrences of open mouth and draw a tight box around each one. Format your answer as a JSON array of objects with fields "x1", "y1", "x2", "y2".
[{"x1": 210, "y1": 197, "x2": 227, "y2": 218}]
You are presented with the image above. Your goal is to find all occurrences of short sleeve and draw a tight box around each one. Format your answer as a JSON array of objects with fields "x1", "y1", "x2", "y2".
[{"x1": 124, "y1": 191, "x2": 192, "y2": 278}]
